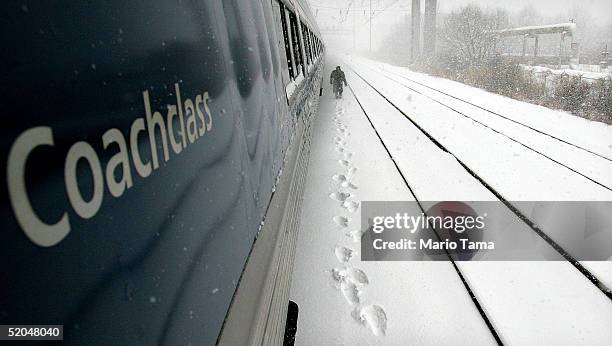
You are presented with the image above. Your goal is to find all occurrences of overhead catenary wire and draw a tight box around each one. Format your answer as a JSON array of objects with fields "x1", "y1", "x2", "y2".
[{"x1": 313, "y1": 0, "x2": 410, "y2": 49}]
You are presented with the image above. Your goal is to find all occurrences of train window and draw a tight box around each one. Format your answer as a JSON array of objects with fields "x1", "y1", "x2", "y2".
[
  {"x1": 288, "y1": 10, "x2": 304, "y2": 77},
  {"x1": 302, "y1": 23, "x2": 312, "y2": 65},
  {"x1": 308, "y1": 30, "x2": 314, "y2": 60},
  {"x1": 279, "y1": 3, "x2": 296, "y2": 80},
  {"x1": 301, "y1": 24, "x2": 311, "y2": 65},
  {"x1": 309, "y1": 31, "x2": 315, "y2": 61},
  {"x1": 310, "y1": 30, "x2": 315, "y2": 61}
]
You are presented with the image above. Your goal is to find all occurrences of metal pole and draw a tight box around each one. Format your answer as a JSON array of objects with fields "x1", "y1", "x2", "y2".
[
  {"x1": 353, "y1": 7, "x2": 356, "y2": 50},
  {"x1": 559, "y1": 32, "x2": 566, "y2": 68},
  {"x1": 423, "y1": 0, "x2": 437, "y2": 59},
  {"x1": 411, "y1": 0, "x2": 421, "y2": 63},
  {"x1": 369, "y1": 0, "x2": 372, "y2": 52}
]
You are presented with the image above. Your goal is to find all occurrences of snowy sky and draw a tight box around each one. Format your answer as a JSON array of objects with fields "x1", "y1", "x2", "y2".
[
  {"x1": 309, "y1": 0, "x2": 612, "y2": 51},
  {"x1": 438, "y1": 0, "x2": 612, "y2": 25}
]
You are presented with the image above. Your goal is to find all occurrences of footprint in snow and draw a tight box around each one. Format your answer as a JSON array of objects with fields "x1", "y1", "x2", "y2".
[
  {"x1": 347, "y1": 229, "x2": 364, "y2": 242},
  {"x1": 335, "y1": 245, "x2": 355, "y2": 262},
  {"x1": 332, "y1": 174, "x2": 350, "y2": 187},
  {"x1": 329, "y1": 191, "x2": 351, "y2": 202},
  {"x1": 343, "y1": 152, "x2": 353, "y2": 160},
  {"x1": 342, "y1": 200, "x2": 359, "y2": 213},
  {"x1": 336, "y1": 146, "x2": 345, "y2": 153},
  {"x1": 340, "y1": 281, "x2": 360, "y2": 305},
  {"x1": 332, "y1": 267, "x2": 369, "y2": 285},
  {"x1": 334, "y1": 137, "x2": 347, "y2": 146},
  {"x1": 331, "y1": 268, "x2": 344, "y2": 282},
  {"x1": 337, "y1": 128, "x2": 349, "y2": 136},
  {"x1": 346, "y1": 268, "x2": 369, "y2": 285},
  {"x1": 333, "y1": 174, "x2": 348, "y2": 182},
  {"x1": 333, "y1": 174, "x2": 357, "y2": 188},
  {"x1": 347, "y1": 167, "x2": 358, "y2": 176},
  {"x1": 339, "y1": 160, "x2": 351, "y2": 167},
  {"x1": 357, "y1": 305, "x2": 387, "y2": 336},
  {"x1": 333, "y1": 216, "x2": 349, "y2": 228}
]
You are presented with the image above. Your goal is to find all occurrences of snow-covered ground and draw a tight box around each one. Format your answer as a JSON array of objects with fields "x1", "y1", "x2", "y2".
[
  {"x1": 361, "y1": 62, "x2": 612, "y2": 191},
  {"x1": 354, "y1": 56, "x2": 612, "y2": 160},
  {"x1": 289, "y1": 55, "x2": 612, "y2": 344},
  {"x1": 522, "y1": 64, "x2": 612, "y2": 82},
  {"x1": 289, "y1": 67, "x2": 497, "y2": 344},
  {"x1": 347, "y1": 56, "x2": 612, "y2": 283}
]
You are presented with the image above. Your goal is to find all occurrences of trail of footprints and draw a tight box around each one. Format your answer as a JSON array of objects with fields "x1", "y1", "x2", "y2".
[{"x1": 327, "y1": 101, "x2": 387, "y2": 337}]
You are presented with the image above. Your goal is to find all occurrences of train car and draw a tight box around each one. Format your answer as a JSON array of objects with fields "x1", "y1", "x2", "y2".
[{"x1": 0, "y1": 0, "x2": 324, "y2": 344}]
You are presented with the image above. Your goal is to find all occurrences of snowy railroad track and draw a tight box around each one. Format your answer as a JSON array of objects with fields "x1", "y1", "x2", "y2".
[
  {"x1": 347, "y1": 84, "x2": 505, "y2": 345},
  {"x1": 346, "y1": 62, "x2": 612, "y2": 301},
  {"x1": 350, "y1": 57, "x2": 612, "y2": 159},
  {"x1": 291, "y1": 57, "x2": 612, "y2": 344},
  {"x1": 355, "y1": 61, "x2": 612, "y2": 193},
  {"x1": 290, "y1": 68, "x2": 502, "y2": 344},
  {"x1": 367, "y1": 63, "x2": 612, "y2": 162}
]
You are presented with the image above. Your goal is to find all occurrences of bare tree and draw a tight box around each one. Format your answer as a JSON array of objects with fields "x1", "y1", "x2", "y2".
[{"x1": 439, "y1": 6, "x2": 503, "y2": 67}]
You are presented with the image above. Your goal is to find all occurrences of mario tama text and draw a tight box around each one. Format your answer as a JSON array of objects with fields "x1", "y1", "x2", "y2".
[{"x1": 360, "y1": 201, "x2": 612, "y2": 261}]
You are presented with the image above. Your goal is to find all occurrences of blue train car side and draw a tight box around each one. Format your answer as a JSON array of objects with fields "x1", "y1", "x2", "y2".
[{"x1": 0, "y1": 0, "x2": 324, "y2": 343}]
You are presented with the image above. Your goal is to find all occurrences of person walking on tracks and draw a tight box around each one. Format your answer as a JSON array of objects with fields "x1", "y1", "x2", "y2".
[{"x1": 330, "y1": 66, "x2": 347, "y2": 99}]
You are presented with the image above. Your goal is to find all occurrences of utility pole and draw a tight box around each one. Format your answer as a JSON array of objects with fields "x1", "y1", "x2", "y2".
[
  {"x1": 369, "y1": 0, "x2": 372, "y2": 52},
  {"x1": 353, "y1": 8, "x2": 356, "y2": 50},
  {"x1": 423, "y1": 0, "x2": 437, "y2": 60},
  {"x1": 411, "y1": 0, "x2": 421, "y2": 63}
]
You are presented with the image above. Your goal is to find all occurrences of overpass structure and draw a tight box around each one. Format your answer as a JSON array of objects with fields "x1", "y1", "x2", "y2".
[{"x1": 495, "y1": 23, "x2": 578, "y2": 66}]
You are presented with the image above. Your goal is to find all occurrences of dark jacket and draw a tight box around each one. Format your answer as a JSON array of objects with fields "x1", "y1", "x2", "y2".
[{"x1": 330, "y1": 69, "x2": 347, "y2": 86}]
